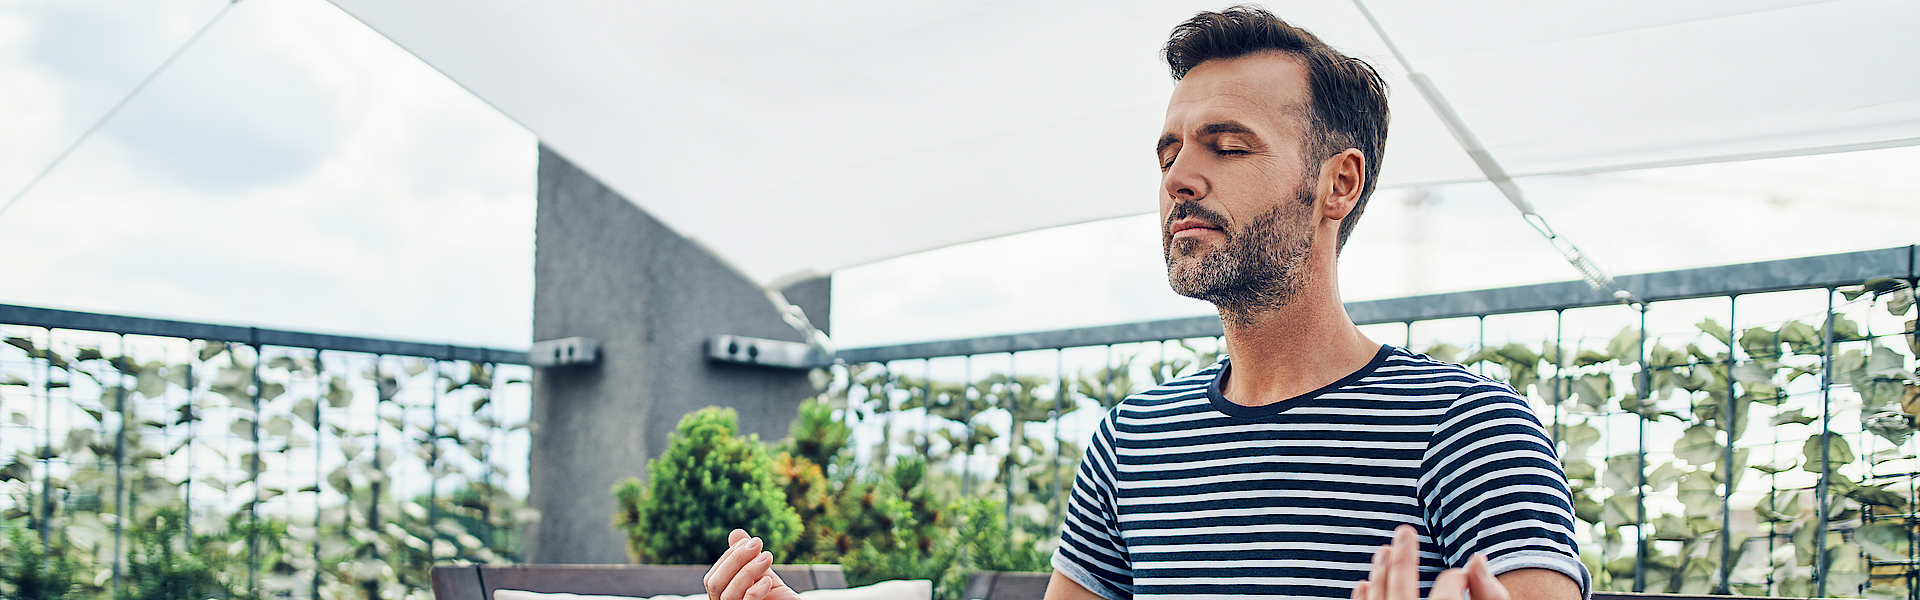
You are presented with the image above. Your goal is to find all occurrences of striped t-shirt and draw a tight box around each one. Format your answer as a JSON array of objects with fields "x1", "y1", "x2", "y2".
[{"x1": 1053, "y1": 345, "x2": 1589, "y2": 600}]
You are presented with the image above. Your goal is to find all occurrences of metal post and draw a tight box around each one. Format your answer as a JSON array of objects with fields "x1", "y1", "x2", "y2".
[
  {"x1": 1907, "y1": 276, "x2": 1920, "y2": 600},
  {"x1": 113, "y1": 334, "x2": 128, "y2": 596},
  {"x1": 1719, "y1": 297, "x2": 1737, "y2": 594},
  {"x1": 313, "y1": 350, "x2": 324, "y2": 600},
  {"x1": 1477, "y1": 316, "x2": 1487, "y2": 376},
  {"x1": 879, "y1": 362, "x2": 893, "y2": 468},
  {"x1": 481, "y1": 361, "x2": 498, "y2": 550},
  {"x1": 1553, "y1": 310, "x2": 1564, "y2": 446},
  {"x1": 1005, "y1": 353, "x2": 1019, "y2": 528},
  {"x1": 1815, "y1": 288, "x2": 1836, "y2": 597},
  {"x1": 366, "y1": 355, "x2": 384, "y2": 600},
  {"x1": 922, "y1": 360, "x2": 933, "y2": 458},
  {"x1": 961, "y1": 354, "x2": 972, "y2": 496},
  {"x1": 1633, "y1": 311, "x2": 1649, "y2": 593},
  {"x1": 183, "y1": 355, "x2": 195, "y2": 538},
  {"x1": 429, "y1": 360, "x2": 441, "y2": 535},
  {"x1": 249, "y1": 341, "x2": 263, "y2": 591},
  {"x1": 1052, "y1": 348, "x2": 1065, "y2": 526},
  {"x1": 37, "y1": 329, "x2": 54, "y2": 551}
]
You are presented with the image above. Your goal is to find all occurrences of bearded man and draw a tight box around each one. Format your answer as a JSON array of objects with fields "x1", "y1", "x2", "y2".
[{"x1": 704, "y1": 6, "x2": 1589, "y2": 600}]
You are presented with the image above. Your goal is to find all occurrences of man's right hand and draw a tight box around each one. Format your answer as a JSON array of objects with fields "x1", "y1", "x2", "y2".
[{"x1": 703, "y1": 529, "x2": 800, "y2": 600}]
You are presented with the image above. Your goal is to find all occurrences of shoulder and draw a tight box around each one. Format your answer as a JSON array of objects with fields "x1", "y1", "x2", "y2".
[
  {"x1": 1380, "y1": 349, "x2": 1533, "y2": 410},
  {"x1": 1112, "y1": 358, "x2": 1223, "y2": 414}
]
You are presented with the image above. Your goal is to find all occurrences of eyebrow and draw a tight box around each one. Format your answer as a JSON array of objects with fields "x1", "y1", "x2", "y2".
[
  {"x1": 1157, "y1": 121, "x2": 1261, "y2": 156},
  {"x1": 1198, "y1": 121, "x2": 1257, "y2": 138}
]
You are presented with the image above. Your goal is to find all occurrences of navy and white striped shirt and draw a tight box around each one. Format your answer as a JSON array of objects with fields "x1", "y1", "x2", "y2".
[{"x1": 1053, "y1": 345, "x2": 1589, "y2": 600}]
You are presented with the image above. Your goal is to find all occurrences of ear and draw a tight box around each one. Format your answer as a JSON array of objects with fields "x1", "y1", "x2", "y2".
[{"x1": 1318, "y1": 148, "x2": 1366, "y2": 221}]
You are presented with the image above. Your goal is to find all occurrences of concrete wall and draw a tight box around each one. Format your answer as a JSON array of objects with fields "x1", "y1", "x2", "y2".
[{"x1": 527, "y1": 145, "x2": 827, "y2": 563}]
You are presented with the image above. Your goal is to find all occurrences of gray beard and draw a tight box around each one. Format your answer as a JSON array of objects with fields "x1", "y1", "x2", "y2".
[{"x1": 1163, "y1": 188, "x2": 1316, "y2": 319}]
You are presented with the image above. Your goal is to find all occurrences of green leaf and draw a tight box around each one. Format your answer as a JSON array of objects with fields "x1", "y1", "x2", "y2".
[
  {"x1": 1603, "y1": 454, "x2": 1642, "y2": 495},
  {"x1": 1600, "y1": 493, "x2": 1640, "y2": 529},
  {"x1": 1888, "y1": 287, "x2": 1915, "y2": 317},
  {"x1": 1753, "y1": 490, "x2": 1799, "y2": 522},
  {"x1": 292, "y1": 397, "x2": 318, "y2": 427},
  {"x1": 1802, "y1": 435, "x2": 1855, "y2": 472},
  {"x1": 1647, "y1": 461, "x2": 1684, "y2": 492},
  {"x1": 1562, "y1": 459, "x2": 1597, "y2": 481},
  {"x1": 1833, "y1": 315, "x2": 1866, "y2": 341},
  {"x1": 1573, "y1": 349, "x2": 1612, "y2": 367},
  {"x1": 1865, "y1": 277, "x2": 1908, "y2": 294},
  {"x1": 1697, "y1": 319, "x2": 1731, "y2": 345},
  {"x1": 230, "y1": 418, "x2": 256, "y2": 442},
  {"x1": 1559, "y1": 421, "x2": 1601, "y2": 456},
  {"x1": 1846, "y1": 482, "x2": 1909, "y2": 510},
  {"x1": 1605, "y1": 327, "x2": 1641, "y2": 363},
  {"x1": 1677, "y1": 471, "x2": 1722, "y2": 517},
  {"x1": 1739, "y1": 327, "x2": 1781, "y2": 360},
  {"x1": 326, "y1": 376, "x2": 354, "y2": 408},
  {"x1": 1771, "y1": 407, "x2": 1816, "y2": 426},
  {"x1": 1574, "y1": 374, "x2": 1614, "y2": 409},
  {"x1": 1673, "y1": 425, "x2": 1724, "y2": 466},
  {"x1": 1778, "y1": 320, "x2": 1823, "y2": 355}
]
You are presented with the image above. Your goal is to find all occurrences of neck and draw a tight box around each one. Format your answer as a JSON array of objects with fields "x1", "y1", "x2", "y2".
[{"x1": 1216, "y1": 250, "x2": 1379, "y2": 407}]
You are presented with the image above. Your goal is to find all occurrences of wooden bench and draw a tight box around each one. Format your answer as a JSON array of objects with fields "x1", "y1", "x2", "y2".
[{"x1": 430, "y1": 564, "x2": 846, "y2": 600}]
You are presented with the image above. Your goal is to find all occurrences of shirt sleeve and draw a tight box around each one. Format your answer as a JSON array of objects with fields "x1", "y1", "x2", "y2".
[
  {"x1": 1421, "y1": 382, "x2": 1592, "y2": 598},
  {"x1": 1051, "y1": 412, "x2": 1134, "y2": 600}
]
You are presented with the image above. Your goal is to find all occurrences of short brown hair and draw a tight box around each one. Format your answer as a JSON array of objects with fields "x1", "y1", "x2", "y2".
[{"x1": 1163, "y1": 5, "x2": 1389, "y2": 251}]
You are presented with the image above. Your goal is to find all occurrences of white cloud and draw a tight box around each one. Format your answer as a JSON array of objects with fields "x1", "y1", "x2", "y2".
[{"x1": 0, "y1": 0, "x2": 536, "y2": 349}]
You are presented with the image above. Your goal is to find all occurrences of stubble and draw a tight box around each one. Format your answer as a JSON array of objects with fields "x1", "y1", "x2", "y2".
[{"x1": 1163, "y1": 184, "x2": 1317, "y2": 322}]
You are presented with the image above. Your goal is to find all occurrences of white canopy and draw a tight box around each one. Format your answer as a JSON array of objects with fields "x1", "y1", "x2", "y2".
[{"x1": 325, "y1": 0, "x2": 1920, "y2": 285}]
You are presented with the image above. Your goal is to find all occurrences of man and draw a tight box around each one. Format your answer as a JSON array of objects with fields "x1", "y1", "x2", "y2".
[{"x1": 707, "y1": 6, "x2": 1589, "y2": 600}]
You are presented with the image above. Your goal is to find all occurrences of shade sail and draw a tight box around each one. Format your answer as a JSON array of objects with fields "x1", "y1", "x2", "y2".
[{"x1": 324, "y1": 0, "x2": 1920, "y2": 285}]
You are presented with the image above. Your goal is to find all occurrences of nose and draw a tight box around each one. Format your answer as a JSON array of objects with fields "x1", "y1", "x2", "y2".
[{"x1": 1162, "y1": 148, "x2": 1208, "y2": 201}]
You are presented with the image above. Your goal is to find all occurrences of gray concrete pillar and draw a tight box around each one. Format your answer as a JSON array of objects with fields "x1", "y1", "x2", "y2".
[{"x1": 526, "y1": 145, "x2": 827, "y2": 563}]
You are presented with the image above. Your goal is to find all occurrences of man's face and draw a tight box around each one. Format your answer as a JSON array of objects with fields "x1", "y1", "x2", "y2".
[{"x1": 1157, "y1": 53, "x2": 1321, "y2": 311}]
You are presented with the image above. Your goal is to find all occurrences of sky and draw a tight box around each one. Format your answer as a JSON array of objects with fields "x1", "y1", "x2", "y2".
[{"x1": 2, "y1": 0, "x2": 1917, "y2": 352}]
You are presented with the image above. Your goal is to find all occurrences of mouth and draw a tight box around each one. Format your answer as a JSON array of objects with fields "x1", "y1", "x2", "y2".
[{"x1": 1167, "y1": 219, "x2": 1223, "y2": 238}]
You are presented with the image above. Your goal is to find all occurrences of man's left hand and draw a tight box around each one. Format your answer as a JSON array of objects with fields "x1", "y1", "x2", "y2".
[{"x1": 1353, "y1": 525, "x2": 1511, "y2": 600}]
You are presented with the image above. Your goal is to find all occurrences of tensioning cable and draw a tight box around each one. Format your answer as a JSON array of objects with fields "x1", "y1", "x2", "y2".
[
  {"x1": 1350, "y1": 0, "x2": 1644, "y2": 310},
  {"x1": 0, "y1": 0, "x2": 244, "y2": 221}
]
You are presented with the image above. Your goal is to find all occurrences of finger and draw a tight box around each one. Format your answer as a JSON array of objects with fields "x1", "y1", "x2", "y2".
[
  {"x1": 1367, "y1": 545, "x2": 1388, "y2": 600},
  {"x1": 1430, "y1": 569, "x2": 1468, "y2": 600},
  {"x1": 730, "y1": 529, "x2": 750, "y2": 546},
  {"x1": 706, "y1": 536, "x2": 762, "y2": 598},
  {"x1": 704, "y1": 538, "x2": 738, "y2": 594},
  {"x1": 1388, "y1": 526, "x2": 1419, "y2": 600},
  {"x1": 721, "y1": 551, "x2": 773, "y2": 600},
  {"x1": 714, "y1": 538, "x2": 764, "y2": 600},
  {"x1": 1466, "y1": 554, "x2": 1513, "y2": 600},
  {"x1": 743, "y1": 574, "x2": 775, "y2": 600},
  {"x1": 1351, "y1": 580, "x2": 1370, "y2": 600}
]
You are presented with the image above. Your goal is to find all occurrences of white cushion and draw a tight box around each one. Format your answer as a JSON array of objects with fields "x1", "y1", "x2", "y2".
[{"x1": 493, "y1": 579, "x2": 931, "y2": 600}]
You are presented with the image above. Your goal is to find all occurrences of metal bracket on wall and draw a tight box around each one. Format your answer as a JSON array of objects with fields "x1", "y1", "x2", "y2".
[
  {"x1": 707, "y1": 334, "x2": 832, "y2": 369},
  {"x1": 530, "y1": 337, "x2": 600, "y2": 367}
]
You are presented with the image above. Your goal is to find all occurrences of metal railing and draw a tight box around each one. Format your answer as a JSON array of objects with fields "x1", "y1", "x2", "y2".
[
  {"x1": 0, "y1": 305, "x2": 532, "y2": 600},
  {"x1": 828, "y1": 245, "x2": 1920, "y2": 599}
]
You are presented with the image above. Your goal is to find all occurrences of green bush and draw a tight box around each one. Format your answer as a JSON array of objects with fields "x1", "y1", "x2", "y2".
[
  {"x1": 612, "y1": 407, "x2": 801, "y2": 564},
  {"x1": 1, "y1": 527, "x2": 78, "y2": 600},
  {"x1": 116, "y1": 508, "x2": 228, "y2": 600},
  {"x1": 613, "y1": 403, "x2": 1052, "y2": 600}
]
